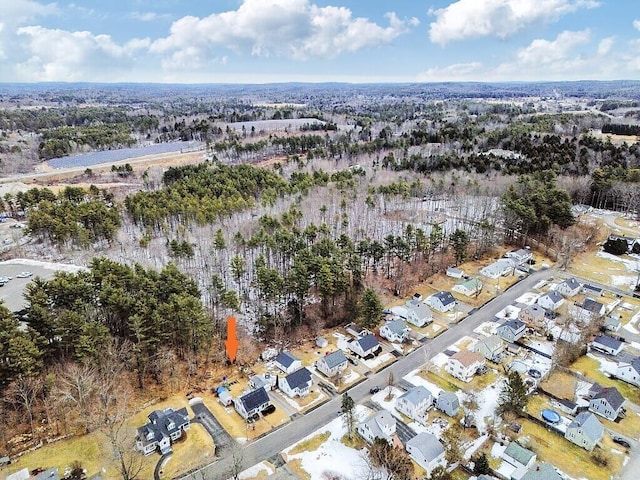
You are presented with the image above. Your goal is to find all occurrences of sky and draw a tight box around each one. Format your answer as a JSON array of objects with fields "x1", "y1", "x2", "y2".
[{"x1": 1, "y1": 0, "x2": 639, "y2": 83}]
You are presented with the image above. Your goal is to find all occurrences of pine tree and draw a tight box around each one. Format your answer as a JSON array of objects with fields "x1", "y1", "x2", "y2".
[
  {"x1": 473, "y1": 452, "x2": 491, "y2": 475},
  {"x1": 359, "y1": 287, "x2": 383, "y2": 329},
  {"x1": 499, "y1": 370, "x2": 529, "y2": 416},
  {"x1": 341, "y1": 393, "x2": 355, "y2": 439}
]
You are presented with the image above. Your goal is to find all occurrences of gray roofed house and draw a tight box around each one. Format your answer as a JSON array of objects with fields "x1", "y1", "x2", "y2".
[
  {"x1": 316, "y1": 350, "x2": 348, "y2": 377},
  {"x1": 279, "y1": 367, "x2": 313, "y2": 398},
  {"x1": 404, "y1": 299, "x2": 433, "y2": 327},
  {"x1": 582, "y1": 284, "x2": 604, "y2": 296},
  {"x1": 518, "y1": 304, "x2": 546, "y2": 328},
  {"x1": 556, "y1": 277, "x2": 582, "y2": 297},
  {"x1": 234, "y1": 387, "x2": 271, "y2": 420},
  {"x1": 136, "y1": 407, "x2": 190, "y2": 455},
  {"x1": 564, "y1": 412, "x2": 603, "y2": 451},
  {"x1": 575, "y1": 298, "x2": 606, "y2": 321},
  {"x1": 505, "y1": 249, "x2": 533, "y2": 265},
  {"x1": 589, "y1": 386, "x2": 625, "y2": 421},
  {"x1": 405, "y1": 433, "x2": 445, "y2": 473},
  {"x1": 249, "y1": 373, "x2": 277, "y2": 391},
  {"x1": 474, "y1": 335, "x2": 505, "y2": 362},
  {"x1": 396, "y1": 386, "x2": 433, "y2": 422},
  {"x1": 446, "y1": 266, "x2": 465, "y2": 278},
  {"x1": 357, "y1": 409, "x2": 397, "y2": 444},
  {"x1": 480, "y1": 258, "x2": 516, "y2": 279},
  {"x1": 348, "y1": 333, "x2": 381, "y2": 358},
  {"x1": 425, "y1": 291, "x2": 457, "y2": 312},
  {"x1": 435, "y1": 390, "x2": 460, "y2": 417},
  {"x1": 605, "y1": 314, "x2": 622, "y2": 332},
  {"x1": 452, "y1": 277, "x2": 483, "y2": 297},
  {"x1": 520, "y1": 462, "x2": 562, "y2": 480},
  {"x1": 616, "y1": 356, "x2": 640, "y2": 387},
  {"x1": 498, "y1": 319, "x2": 527, "y2": 343},
  {"x1": 33, "y1": 469, "x2": 60, "y2": 480},
  {"x1": 380, "y1": 318, "x2": 410, "y2": 343},
  {"x1": 274, "y1": 351, "x2": 302, "y2": 374},
  {"x1": 537, "y1": 291, "x2": 564, "y2": 311},
  {"x1": 590, "y1": 334, "x2": 623, "y2": 356}
]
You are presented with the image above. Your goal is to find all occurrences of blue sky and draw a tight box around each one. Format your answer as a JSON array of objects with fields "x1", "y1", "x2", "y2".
[{"x1": 1, "y1": 0, "x2": 639, "y2": 83}]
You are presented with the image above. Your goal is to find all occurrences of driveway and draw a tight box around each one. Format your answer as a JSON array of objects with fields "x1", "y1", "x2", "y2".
[{"x1": 191, "y1": 400, "x2": 236, "y2": 454}]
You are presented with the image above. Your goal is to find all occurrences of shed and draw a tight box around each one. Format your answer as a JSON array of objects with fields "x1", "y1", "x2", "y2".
[
  {"x1": 315, "y1": 337, "x2": 329, "y2": 348},
  {"x1": 217, "y1": 387, "x2": 233, "y2": 407}
]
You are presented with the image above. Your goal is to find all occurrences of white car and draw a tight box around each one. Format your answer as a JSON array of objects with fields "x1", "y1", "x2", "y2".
[{"x1": 16, "y1": 271, "x2": 32, "y2": 278}]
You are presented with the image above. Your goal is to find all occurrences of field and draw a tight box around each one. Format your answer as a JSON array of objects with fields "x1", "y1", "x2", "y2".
[{"x1": 539, "y1": 371, "x2": 577, "y2": 400}]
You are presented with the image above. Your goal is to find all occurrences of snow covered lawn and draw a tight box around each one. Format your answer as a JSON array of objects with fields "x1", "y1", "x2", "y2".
[{"x1": 362, "y1": 352, "x2": 393, "y2": 370}]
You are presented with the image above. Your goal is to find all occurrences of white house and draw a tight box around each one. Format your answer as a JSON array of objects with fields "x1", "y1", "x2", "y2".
[
  {"x1": 395, "y1": 386, "x2": 433, "y2": 422},
  {"x1": 348, "y1": 334, "x2": 381, "y2": 358},
  {"x1": 564, "y1": 412, "x2": 603, "y2": 451},
  {"x1": 589, "y1": 387, "x2": 626, "y2": 421},
  {"x1": 273, "y1": 351, "x2": 302, "y2": 374},
  {"x1": 473, "y1": 335, "x2": 505, "y2": 362},
  {"x1": 406, "y1": 433, "x2": 445, "y2": 473},
  {"x1": 589, "y1": 335, "x2": 623, "y2": 356},
  {"x1": 480, "y1": 258, "x2": 515, "y2": 279},
  {"x1": 234, "y1": 387, "x2": 272, "y2": 420},
  {"x1": 357, "y1": 410, "x2": 397, "y2": 444},
  {"x1": 452, "y1": 277, "x2": 483, "y2": 297},
  {"x1": 136, "y1": 407, "x2": 190, "y2": 456},
  {"x1": 501, "y1": 442, "x2": 537, "y2": 480},
  {"x1": 379, "y1": 318, "x2": 410, "y2": 343},
  {"x1": 572, "y1": 298, "x2": 606, "y2": 322},
  {"x1": 404, "y1": 299, "x2": 433, "y2": 327},
  {"x1": 505, "y1": 248, "x2": 532, "y2": 265},
  {"x1": 536, "y1": 291, "x2": 564, "y2": 311},
  {"x1": 425, "y1": 291, "x2": 456, "y2": 313},
  {"x1": 278, "y1": 368, "x2": 313, "y2": 398},
  {"x1": 518, "y1": 304, "x2": 546, "y2": 329},
  {"x1": 446, "y1": 266, "x2": 465, "y2": 279},
  {"x1": 315, "y1": 350, "x2": 348, "y2": 378},
  {"x1": 445, "y1": 349, "x2": 485, "y2": 383},
  {"x1": 616, "y1": 357, "x2": 640, "y2": 387},
  {"x1": 435, "y1": 390, "x2": 460, "y2": 417},
  {"x1": 604, "y1": 314, "x2": 622, "y2": 332},
  {"x1": 556, "y1": 278, "x2": 582, "y2": 298},
  {"x1": 249, "y1": 373, "x2": 277, "y2": 391},
  {"x1": 497, "y1": 319, "x2": 526, "y2": 343}
]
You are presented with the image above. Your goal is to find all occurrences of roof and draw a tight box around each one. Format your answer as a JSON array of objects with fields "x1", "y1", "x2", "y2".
[
  {"x1": 382, "y1": 318, "x2": 409, "y2": 336},
  {"x1": 568, "y1": 412, "x2": 603, "y2": 442},
  {"x1": 541, "y1": 290, "x2": 563, "y2": 303},
  {"x1": 138, "y1": 407, "x2": 189, "y2": 448},
  {"x1": 520, "y1": 462, "x2": 562, "y2": 480},
  {"x1": 283, "y1": 368, "x2": 312, "y2": 389},
  {"x1": 406, "y1": 433, "x2": 444, "y2": 461},
  {"x1": 504, "y1": 442, "x2": 535, "y2": 466},
  {"x1": 240, "y1": 387, "x2": 270, "y2": 412},
  {"x1": 399, "y1": 386, "x2": 433, "y2": 406},
  {"x1": 438, "y1": 390, "x2": 460, "y2": 406},
  {"x1": 322, "y1": 350, "x2": 348, "y2": 369},
  {"x1": 33, "y1": 469, "x2": 60, "y2": 480},
  {"x1": 447, "y1": 266, "x2": 464, "y2": 275},
  {"x1": 501, "y1": 319, "x2": 526, "y2": 333},
  {"x1": 432, "y1": 291, "x2": 456, "y2": 306},
  {"x1": 509, "y1": 249, "x2": 531, "y2": 258},
  {"x1": 582, "y1": 298, "x2": 604, "y2": 314},
  {"x1": 477, "y1": 335, "x2": 504, "y2": 352},
  {"x1": 355, "y1": 333, "x2": 379, "y2": 351},
  {"x1": 592, "y1": 386, "x2": 625, "y2": 410},
  {"x1": 521, "y1": 304, "x2": 545, "y2": 318},
  {"x1": 405, "y1": 299, "x2": 431, "y2": 319},
  {"x1": 457, "y1": 277, "x2": 482, "y2": 290},
  {"x1": 450, "y1": 349, "x2": 484, "y2": 367},
  {"x1": 583, "y1": 284, "x2": 603, "y2": 293},
  {"x1": 561, "y1": 277, "x2": 581, "y2": 290},
  {"x1": 592, "y1": 334, "x2": 623, "y2": 351},
  {"x1": 274, "y1": 351, "x2": 299, "y2": 368},
  {"x1": 360, "y1": 410, "x2": 395, "y2": 440},
  {"x1": 624, "y1": 357, "x2": 640, "y2": 375}
]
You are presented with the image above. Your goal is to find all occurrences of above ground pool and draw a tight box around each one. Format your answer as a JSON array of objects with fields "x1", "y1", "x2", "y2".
[
  {"x1": 509, "y1": 360, "x2": 528, "y2": 374},
  {"x1": 541, "y1": 409, "x2": 561, "y2": 424}
]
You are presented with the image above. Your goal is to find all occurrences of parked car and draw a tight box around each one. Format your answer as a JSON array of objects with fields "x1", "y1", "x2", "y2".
[
  {"x1": 247, "y1": 413, "x2": 260, "y2": 423},
  {"x1": 369, "y1": 386, "x2": 381, "y2": 394},
  {"x1": 262, "y1": 405, "x2": 276, "y2": 416},
  {"x1": 16, "y1": 271, "x2": 32, "y2": 278},
  {"x1": 347, "y1": 356, "x2": 358, "y2": 366},
  {"x1": 612, "y1": 436, "x2": 631, "y2": 448}
]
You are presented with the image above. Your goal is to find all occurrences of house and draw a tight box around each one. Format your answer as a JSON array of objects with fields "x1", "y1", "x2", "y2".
[
  {"x1": 445, "y1": 349, "x2": 485, "y2": 382},
  {"x1": 234, "y1": 387, "x2": 272, "y2": 420},
  {"x1": 273, "y1": 351, "x2": 302, "y2": 374},
  {"x1": 607, "y1": 234, "x2": 640, "y2": 253},
  {"x1": 357, "y1": 410, "x2": 397, "y2": 444},
  {"x1": 425, "y1": 291, "x2": 457, "y2": 313},
  {"x1": 315, "y1": 350, "x2": 348, "y2": 377},
  {"x1": 498, "y1": 319, "x2": 527, "y2": 343},
  {"x1": 136, "y1": 407, "x2": 190, "y2": 455},
  {"x1": 480, "y1": 258, "x2": 516, "y2": 279},
  {"x1": 279, "y1": 368, "x2": 313, "y2": 398},
  {"x1": 501, "y1": 442, "x2": 537, "y2": 480},
  {"x1": 474, "y1": 335, "x2": 505, "y2": 362},
  {"x1": 518, "y1": 304, "x2": 546, "y2": 329},
  {"x1": 564, "y1": 412, "x2": 603, "y2": 451},
  {"x1": 348, "y1": 334, "x2": 381, "y2": 358},
  {"x1": 573, "y1": 298, "x2": 606, "y2": 322},
  {"x1": 589, "y1": 334, "x2": 623, "y2": 356},
  {"x1": 344, "y1": 322, "x2": 371, "y2": 338},
  {"x1": 536, "y1": 291, "x2": 564, "y2": 311},
  {"x1": 405, "y1": 433, "x2": 445, "y2": 473},
  {"x1": 249, "y1": 373, "x2": 277, "y2": 391},
  {"x1": 582, "y1": 284, "x2": 604, "y2": 296},
  {"x1": 616, "y1": 357, "x2": 640, "y2": 387},
  {"x1": 446, "y1": 266, "x2": 465, "y2": 279},
  {"x1": 395, "y1": 386, "x2": 433, "y2": 422},
  {"x1": 556, "y1": 278, "x2": 582, "y2": 298},
  {"x1": 404, "y1": 299, "x2": 433, "y2": 327},
  {"x1": 379, "y1": 318, "x2": 410, "y2": 343},
  {"x1": 589, "y1": 386, "x2": 626, "y2": 421},
  {"x1": 520, "y1": 462, "x2": 562, "y2": 480},
  {"x1": 505, "y1": 248, "x2": 533, "y2": 265},
  {"x1": 604, "y1": 314, "x2": 621, "y2": 332},
  {"x1": 452, "y1": 277, "x2": 483, "y2": 297},
  {"x1": 435, "y1": 390, "x2": 460, "y2": 417}
]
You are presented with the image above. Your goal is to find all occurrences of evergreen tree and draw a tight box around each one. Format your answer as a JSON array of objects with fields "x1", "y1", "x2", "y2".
[
  {"x1": 341, "y1": 393, "x2": 356, "y2": 439},
  {"x1": 449, "y1": 229, "x2": 470, "y2": 265},
  {"x1": 473, "y1": 452, "x2": 491, "y2": 475},
  {"x1": 499, "y1": 370, "x2": 529, "y2": 417},
  {"x1": 359, "y1": 287, "x2": 383, "y2": 329}
]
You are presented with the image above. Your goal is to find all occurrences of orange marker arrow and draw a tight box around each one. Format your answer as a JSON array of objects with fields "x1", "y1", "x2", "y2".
[{"x1": 225, "y1": 316, "x2": 239, "y2": 362}]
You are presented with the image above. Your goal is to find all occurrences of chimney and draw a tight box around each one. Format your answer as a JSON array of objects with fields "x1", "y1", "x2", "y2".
[{"x1": 536, "y1": 466, "x2": 540, "y2": 471}]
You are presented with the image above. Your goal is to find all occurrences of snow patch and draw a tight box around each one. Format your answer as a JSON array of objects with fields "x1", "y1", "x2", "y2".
[
  {"x1": 0, "y1": 258, "x2": 86, "y2": 272},
  {"x1": 516, "y1": 292, "x2": 540, "y2": 305},
  {"x1": 596, "y1": 251, "x2": 640, "y2": 271},
  {"x1": 239, "y1": 461, "x2": 275, "y2": 480},
  {"x1": 362, "y1": 352, "x2": 393, "y2": 369},
  {"x1": 403, "y1": 368, "x2": 444, "y2": 397}
]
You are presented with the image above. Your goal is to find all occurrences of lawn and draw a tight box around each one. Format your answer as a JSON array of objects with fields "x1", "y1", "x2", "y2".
[
  {"x1": 518, "y1": 418, "x2": 624, "y2": 480},
  {"x1": 571, "y1": 356, "x2": 640, "y2": 405},
  {"x1": 568, "y1": 249, "x2": 631, "y2": 286},
  {"x1": 286, "y1": 458, "x2": 311, "y2": 480},
  {"x1": 159, "y1": 423, "x2": 214, "y2": 479},
  {"x1": 422, "y1": 367, "x2": 500, "y2": 393},
  {"x1": 539, "y1": 371, "x2": 577, "y2": 400},
  {"x1": 290, "y1": 390, "x2": 327, "y2": 411},
  {"x1": 288, "y1": 432, "x2": 330, "y2": 455}
]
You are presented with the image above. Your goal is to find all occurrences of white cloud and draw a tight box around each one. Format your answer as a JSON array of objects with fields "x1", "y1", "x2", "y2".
[
  {"x1": 130, "y1": 11, "x2": 171, "y2": 22},
  {"x1": 597, "y1": 37, "x2": 614, "y2": 56},
  {"x1": 429, "y1": 0, "x2": 600, "y2": 45},
  {"x1": 3, "y1": 0, "x2": 58, "y2": 23},
  {"x1": 633, "y1": 19, "x2": 640, "y2": 31},
  {"x1": 15, "y1": 26, "x2": 150, "y2": 81},
  {"x1": 150, "y1": 0, "x2": 417, "y2": 70},
  {"x1": 417, "y1": 62, "x2": 484, "y2": 81},
  {"x1": 515, "y1": 29, "x2": 590, "y2": 66}
]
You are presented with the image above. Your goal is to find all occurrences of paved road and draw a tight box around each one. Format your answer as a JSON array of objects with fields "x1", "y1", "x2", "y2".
[{"x1": 181, "y1": 268, "x2": 555, "y2": 480}]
